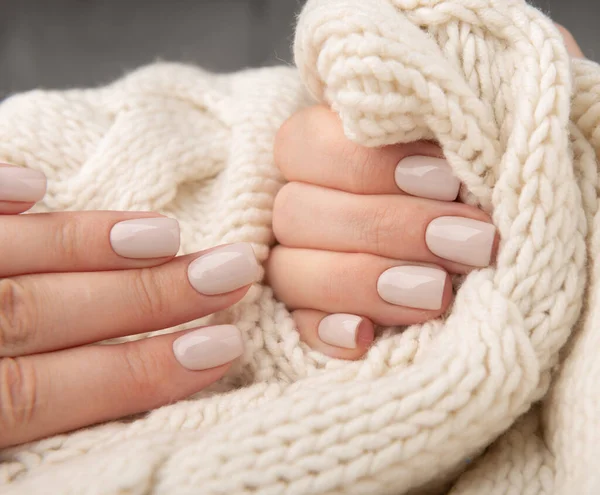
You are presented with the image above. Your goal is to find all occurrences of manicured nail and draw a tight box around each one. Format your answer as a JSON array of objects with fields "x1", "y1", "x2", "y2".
[
  {"x1": 395, "y1": 156, "x2": 460, "y2": 201},
  {"x1": 426, "y1": 216, "x2": 496, "y2": 267},
  {"x1": 188, "y1": 243, "x2": 260, "y2": 295},
  {"x1": 0, "y1": 165, "x2": 47, "y2": 202},
  {"x1": 173, "y1": 325, "x2": 244, "y2": 370},
  {"x1": 318, "y1": 314, "x2": 373, "y2": 349},
  {"x1": 377, "y1": 265, "x2": 446, "y2": 310},
  {"x1": 110, "y1": 218, "x2": 180, "y2": 259}
]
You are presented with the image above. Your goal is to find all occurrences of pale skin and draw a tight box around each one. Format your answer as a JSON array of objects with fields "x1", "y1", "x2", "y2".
[{"x1": 0, "y1": 24, "x2": 585, "y2": 448}]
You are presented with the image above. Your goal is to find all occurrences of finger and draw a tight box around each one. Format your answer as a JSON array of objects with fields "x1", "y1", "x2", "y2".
[
  {"x1": 0, "y1": 243, "x2": 259, "y2": 356},
  {"x1": 0, "y1": 163, "x2": 46, "y2": 214},
  {"x1": 0, "y1": 324, "x2": 243, "y2": 448},
  {"x1": 555, "y1": 23, "x2": 586, "y2": 59},
  {"x1": 274, "y1": 105, "x2": 460, "y2": 200},
  {"x1": 274, "y1": 182, "x2": 498, "y2": 273},
  {"x1": 0, "y1": 211, "x2": 182, "y2": 277},
  {"x1": 293, "y1": 309, "x2": 375, "y2": 360},
  {"x1": 266, "y1": 246, "x2": 453, "y2": 327}
]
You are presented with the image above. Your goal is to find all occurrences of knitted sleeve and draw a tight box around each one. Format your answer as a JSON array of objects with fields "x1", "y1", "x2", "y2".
[{"x1": 1, "y1": 1, "x2": 600, "y2": 494}]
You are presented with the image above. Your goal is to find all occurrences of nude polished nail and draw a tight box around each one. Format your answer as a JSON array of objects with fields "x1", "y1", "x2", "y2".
[
  {"x1": 187, "y1": 243, "x2": 260, "y2": 295},
  {"x1": 377, "y1": 265, "x2": 447, "y2": 310},
  {"x1": 318, "y1": 314, "x2": 373, "y2": 349},
  {"x1": 395, "y1": 156, "x2": 460, "y2": 201},
  {"x1": 0, "y1": 165, "x2": 47, "y2": 202},
  {"x1": 426, "y1": 216, "x2": 496, "y2": 267},
  {"x1": 173, "y1": 325, "x2": 244, "y2": 370},
  {"x1": 110, "y1": 218, "x2": 180, "y2": 259}
]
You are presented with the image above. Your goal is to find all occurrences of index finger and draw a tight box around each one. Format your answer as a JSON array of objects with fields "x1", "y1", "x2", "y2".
[{"x1": 274, "y1": 105, "x2": 460, "y2": 201}]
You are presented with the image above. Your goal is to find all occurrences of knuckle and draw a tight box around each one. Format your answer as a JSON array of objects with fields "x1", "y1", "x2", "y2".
[
  {"x1": 0, "y1": 357, "x2": 37, "y2": 435},
  {"x1": 355, "y1": 203, "x2": 398, "y2": 255},
  {"x1": 130, "y1": 268, "x2": 171, "y2": 318},
  {"x1": 344, "y1": 145, "x2": 380, "y2": 194},
  {"x1": 318, "y1": 255, "x2": 368, "y2": 309},
  {"x1": 55, "y1": 215, "x2": 83, "y2": 262},
  {"x1": 356, "y1": 200, "x2": 424, "y2": 256},
  {"x1": 120, "y1": 345, "x2": 168, "y2": 403},
  {"x1": 0, "y1": 279, "x2": 35, "y2": 355}
]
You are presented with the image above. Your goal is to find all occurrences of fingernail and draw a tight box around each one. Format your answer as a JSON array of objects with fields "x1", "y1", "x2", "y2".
[
  {"x1": 173, "y1": 325, "x2": 244, "y2": 370},
  {"x1": 377, "y1": 265, "x2": 446, "y2": 310},
  {"x1": 426, "y1": 216, "x2": 496, "y2": 267},
  {"x1": 188, "y1": 243, "x2": 260, "y2": 295},
  {"x1": 0, "y1": 165, "x2": 47, "y2": 202},
  {"x1": 318, "y1": 314, "x2": 372, "y2": 349},
  {"x1": 110, "y1": 218, "x2": 180, "y2": 259},
  {"x1": 395, "y1": 156, "x2": 460, "y2": 201}
]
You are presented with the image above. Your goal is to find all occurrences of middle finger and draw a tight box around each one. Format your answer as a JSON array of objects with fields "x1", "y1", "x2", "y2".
[{"x1": 274, "y1": 182, "x2": 497, "y2": 273}]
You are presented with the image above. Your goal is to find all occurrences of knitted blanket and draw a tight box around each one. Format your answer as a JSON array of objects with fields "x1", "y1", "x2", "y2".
[{"x1": 1, "y1": 0, "x2": 600, "y2": 493}]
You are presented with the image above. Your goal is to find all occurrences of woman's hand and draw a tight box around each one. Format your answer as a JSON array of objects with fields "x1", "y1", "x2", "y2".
[
  {"x1": 268, "y1": 22, "x2": 586, "y2": 362},
  {"x1": 0, "y1": 163, "x2": 259, "y2": 448},
  {"x1": 267, "y1": 106, "x2": 497, "y2": 359}
]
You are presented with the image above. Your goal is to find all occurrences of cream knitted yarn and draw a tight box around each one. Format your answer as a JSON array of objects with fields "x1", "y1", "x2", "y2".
[{"x1": 1, "y1": 0, "x2": 600, "y2": 493}]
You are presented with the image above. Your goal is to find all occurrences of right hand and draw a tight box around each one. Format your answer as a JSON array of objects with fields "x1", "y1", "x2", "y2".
[
  {"x1": 266, "y1": 21, "x2": 586, "y2": 362},
  {"x1": 0, "y1": 163, "x2": 260, "y2": 448}
]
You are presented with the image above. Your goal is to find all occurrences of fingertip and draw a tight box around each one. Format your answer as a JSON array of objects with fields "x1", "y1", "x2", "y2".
[
  {"x1": 0, "y1": 164, "x2": 47, "y2": 205},
  {"x1": 294, "y1": 309, "x2": 373, "y2": 360},
  {"x1": 440, "y1": 272, "x2": 454, "y2": 312}
]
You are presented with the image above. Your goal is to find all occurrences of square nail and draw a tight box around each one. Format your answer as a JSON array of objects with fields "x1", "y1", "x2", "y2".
[
  {"x1": 110, "y1": 218, "x2": 180, "y2": 259},
  {"x1": 395, "y1": 156, "x2": 460, "y2": 201},
  {"x1": 425, "y1": 217, "x2": 496, "y2": 267},
  {"x1": 0, "y1": 165, "x2": 47, "y2": 202},
  {"x1": 173, "y1": 325, "x2": 244, "y2": 370},
  {"x1": 187, "y1": 243, "x2": 260, "y2": 295}
]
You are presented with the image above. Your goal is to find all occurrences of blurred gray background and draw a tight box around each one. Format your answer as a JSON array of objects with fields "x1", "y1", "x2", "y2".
[{"x1": 1, "y1": 0, "x2": 598, "y2": 99}]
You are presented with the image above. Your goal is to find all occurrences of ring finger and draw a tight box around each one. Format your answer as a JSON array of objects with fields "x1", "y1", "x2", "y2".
[
  {"x1": 275, "y1": 105, "x2": 460, "y2": 200},
  {"x1": 266, "y1": 246, "x2": 453, "y2": 327},
  {"x1": 274, "y1": 182, "x2": 498, "y2": 273}
]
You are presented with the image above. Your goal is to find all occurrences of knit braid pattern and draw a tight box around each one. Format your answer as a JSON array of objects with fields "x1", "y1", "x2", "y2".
[{"x1": 1, "y1": 0, "x2": 600, "y2": 494}]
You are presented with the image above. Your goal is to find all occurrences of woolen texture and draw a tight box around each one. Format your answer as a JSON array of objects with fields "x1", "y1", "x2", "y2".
[{"x1": 1, "y1": 0, "x2": 600, "y2": 493}]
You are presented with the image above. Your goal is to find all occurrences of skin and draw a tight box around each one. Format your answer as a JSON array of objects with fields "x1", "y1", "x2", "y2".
[{"x1": 0, "y1": 24, "x2": 585, "y2": 448}]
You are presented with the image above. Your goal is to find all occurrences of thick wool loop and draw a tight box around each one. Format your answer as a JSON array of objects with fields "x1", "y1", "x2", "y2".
[{"x1": 1, "y1": 1, "x2": 600, "y2": 494}]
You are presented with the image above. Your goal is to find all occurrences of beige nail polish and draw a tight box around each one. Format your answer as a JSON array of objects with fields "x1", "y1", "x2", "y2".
[
  {"x1": 173, "y1": 325, "x2": 244, "y2": 370},
  {"x1": 188, "y1": 243, "x2": 260, "y2": 295},
  {"x1": 426, "y1": 216, "x2": 496, "y2": 267},
  {"x1": 110, "y1": 218, "x2": 180, "y2": 259},
  {"x1": 0, "y1": 165, "x2": 47, "y2": 202},
  {"x1": 395, "y1": 156, "x2": 460, "y2": 201},
  {"x1": 377, "y1": 265, "x2": 446, "y2": 310},
  {"x1": 318, "y1": 314, "x2": 364, "y2": 349}
]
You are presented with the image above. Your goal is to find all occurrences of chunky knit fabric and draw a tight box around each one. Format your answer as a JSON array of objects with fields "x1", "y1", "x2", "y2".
[{"x1": 1, "y1": 0, "x2": 600, "y2": 493}]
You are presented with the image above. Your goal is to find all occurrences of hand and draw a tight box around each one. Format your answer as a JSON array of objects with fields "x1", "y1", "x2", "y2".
[
  {"x1": 267, "y1": 105, "x2": 498, "y2": 359},
  {"x1": 0, "y1": 164, "x2": 259, "y2": 448},
  {"x1": 267, "y1": 21, "x2": 585, "y2": 362}
]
